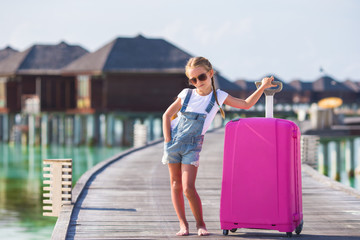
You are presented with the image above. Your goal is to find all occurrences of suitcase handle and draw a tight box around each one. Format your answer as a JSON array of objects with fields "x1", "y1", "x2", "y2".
[{"x1": 255, "y1": 81, "x2": 283, "y2": 96}]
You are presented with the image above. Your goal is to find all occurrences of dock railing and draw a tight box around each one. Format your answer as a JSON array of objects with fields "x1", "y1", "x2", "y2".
[
  {"x1": 43, "y1": 159, "x2": 72, "y2": 217},
  {"x1": 301, "y1": 135, "x2": 320, "y2": 168}
]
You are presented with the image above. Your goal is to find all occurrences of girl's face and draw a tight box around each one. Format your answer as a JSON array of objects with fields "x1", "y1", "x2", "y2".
[{"x1": 187, "y1": 67, "x2": 213, "y2": 91}]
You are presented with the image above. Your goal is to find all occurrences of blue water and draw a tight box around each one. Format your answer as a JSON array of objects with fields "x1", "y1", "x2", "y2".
[
  {"x1": 318, "y1": 137, "x2": 360, "y2": 191},
  {"x1": 0, "y1": 144, "x2": 126, "y2": 240}
]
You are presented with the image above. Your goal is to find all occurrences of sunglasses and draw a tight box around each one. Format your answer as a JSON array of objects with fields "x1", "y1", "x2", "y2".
[{"x1": 189, "y1": 72, "x2": 209, "y2": 85}]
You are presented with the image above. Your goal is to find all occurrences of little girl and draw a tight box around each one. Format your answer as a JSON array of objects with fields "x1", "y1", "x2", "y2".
[{"x1": 162, "y1": 57, "x2": 275, "y2": 236}]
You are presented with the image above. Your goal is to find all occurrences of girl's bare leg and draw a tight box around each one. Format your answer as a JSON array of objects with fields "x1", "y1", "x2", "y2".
[
  {"x1": 168, "y1": 163, "x2": 189, "y2": 236},
  {"x1": 181, "y1": 164, "x2": 209, "y2": 236}
]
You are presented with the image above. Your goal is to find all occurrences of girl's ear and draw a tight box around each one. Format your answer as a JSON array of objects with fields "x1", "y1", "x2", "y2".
[{"x1": 209, "y1": 69, "x2": 214, "y2": 78}]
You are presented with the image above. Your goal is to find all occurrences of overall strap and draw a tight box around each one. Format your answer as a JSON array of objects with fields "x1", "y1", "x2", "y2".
[
  {"x1": 180, "y1": 89, "x2": 192, "y2": 113},
  {"x1": 205, "y1": 92, "x2": 216, "y2": 113}
]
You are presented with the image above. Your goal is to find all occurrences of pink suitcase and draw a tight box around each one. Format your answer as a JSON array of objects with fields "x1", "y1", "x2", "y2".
[{"x1": 220, "y1": 82, "x2": 303, "y2": 238}]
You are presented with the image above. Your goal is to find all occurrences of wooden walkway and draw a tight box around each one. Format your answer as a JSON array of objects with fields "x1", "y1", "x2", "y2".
[{"x1": 59, "y1": 128, "x2": 360, "y2": 239}]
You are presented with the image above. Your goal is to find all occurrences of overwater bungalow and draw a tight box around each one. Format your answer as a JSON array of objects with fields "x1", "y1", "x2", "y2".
[
  {"x1": 234, "y1": 79, "x2": 258, "y2": 100},
  {"x1": 235, "y1": 75, "x2": 296, "y2": 104},
  {"x1": 63, "y1": 34, "x2": 241, "y2": 113},
  {"x1": 289, "y1": 79, "x2": 314, "y2": 104},
  {"x1": 0, "y1": 42, "x2": 88, "y2": 113},
  {"x1": 311, "y1": 76, "x2": 357, "y2": 104},
  {"x1": 0, "y1": 46, "x2": 18, "y2": 62},
  {"x1": 343, "y1": 80, "x2": 360, "y2": 103},
  {"x1": 267, "y1": 75, "x2": 296, "y2": 104}
]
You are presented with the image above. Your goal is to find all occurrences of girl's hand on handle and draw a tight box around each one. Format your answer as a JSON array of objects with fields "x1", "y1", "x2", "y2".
[{"x1": 261, "y1": 76, "x2": 277, "y2": 89}]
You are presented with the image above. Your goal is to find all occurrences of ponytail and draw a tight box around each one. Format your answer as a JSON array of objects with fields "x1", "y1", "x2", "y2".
[{"x1": 211, "y1": 76, "x2": 225, "y2": 119}]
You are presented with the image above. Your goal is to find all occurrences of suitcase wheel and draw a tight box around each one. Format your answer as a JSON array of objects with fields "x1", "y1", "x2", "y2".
[
  {"x1": 223, "y1": 230, "x2": 229, "y2": 236},
  {"x1": 286, "y1": 232, "x2": 293, "y2": 238},
  {"x1": 295, "y1": 220, "x2": 304, "y2": 235},
  {"x1": 230, "y1": 228, "x2": 237, "y2": 233}
]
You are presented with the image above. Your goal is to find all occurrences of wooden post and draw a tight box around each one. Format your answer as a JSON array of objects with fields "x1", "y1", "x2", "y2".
[
  {"x1": 100, "y1": 114, "x2": 106, "y2": 146},
  {"x1": 74, "y1": 114, "x2": 81, "y2": 146},
  {"x1": 106, "y1": 113, "x2": 114, "y2": 147},
  {"x1": 335, "y1": 141, "x2": 342, "y2": 181},
  {"x1": 323, "y1": 141, "x2": 329, "y2": 176},
  {"x1": 301, "y1": 135, "x2": 320, "y2": 169},
  {"x1": 41, "y1": 113, "x2": 48, "y2": 147},
  {"x1": 86, "y1": 114, "x2": 94, "y2": 145},
  {"x1": 65, "y1": 115, "x2": 74, "y2": 146},
  {"x1": 329, "y1": 142, "x2": 337, "y2": 180},
  {"x1": 0, "y1": 113, "x2": 9, "y2": 143},
  {"x1": 134, "y1": 123, "x2": 148, "y2": 148},
  {"x1": 43, "y1": 159, "x2": 72, "y2": 217},
  {"x1": 347, "y1": 139, "x2": 355, "y2": 178},
  {"x1": 92, "y1": 113, "x2": 101, "y2": 146},
  {"x1": 59, "y1": 114, "x2": 65, "y2": 145},
  {"x1": 122, "y1": 119, "x2": 134, "y2": 147},
  {"x1": 114, "y1": 117, "x2": 123, "y2": 146},
  {"x1": 154, "y1": 118, "x2": 162, "y2": 140},
  {"x1": 28, "y1": 114, "x2": 35, "y2": 146},
  {"x1": 147, "y1": 116, "x2": 154, "y2": 141},
  {"x1": 51, "y1": 115, "x2": 58, "y2": 145}
]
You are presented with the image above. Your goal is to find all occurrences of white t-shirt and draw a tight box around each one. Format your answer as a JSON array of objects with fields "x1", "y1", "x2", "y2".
[{"x1": 171, "y1": 88, "x2": 229, "y2": 135}]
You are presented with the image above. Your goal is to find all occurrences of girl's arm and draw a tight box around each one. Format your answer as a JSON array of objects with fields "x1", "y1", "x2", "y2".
[
  {"x1": 162, "y1": 97, "x2": 182, "y2": 143},
  {"x1": 224, "y1": 76, "x2": 276, "y2": 110}
]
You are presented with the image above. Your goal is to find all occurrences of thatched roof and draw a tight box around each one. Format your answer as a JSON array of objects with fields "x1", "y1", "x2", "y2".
[
  {"x1": 63, "y1": 35, "x2": 193, "y2": 74},
  {"x1": 0, "y1": 41, "x2": 88, "y2": 75},
  {"x1": 234, "y1": 79, "x2": 258, "y2": 91},
  {"x1": 214, "y1": 74, "x2": 242, "y2": 93},
  {"x1": 343, "y1": 80, "x2": 360, "y2": 92},
  {"x1": 289, "y1": 79, "x2": 313, "y2": 91},
  {"x1": 63, "y1": 34, "x2": 241, "y2": 93},
  {"x1": 312, "y1": 76, "x2": 353, "y2": 92},
  {"x1": 270, "y1": 75, "x2": 296, "y2": 92},
  {"x1": 235, "y1": 75, "x2": 296, "y2": 92},
  {"x1": 0, "y1": 46, "x2": 18, "y2": 62}
]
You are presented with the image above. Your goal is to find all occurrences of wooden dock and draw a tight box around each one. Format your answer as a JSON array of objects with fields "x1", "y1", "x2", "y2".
[{"x1": 55, "y1": 128, "x2": 360, "y2": 239}]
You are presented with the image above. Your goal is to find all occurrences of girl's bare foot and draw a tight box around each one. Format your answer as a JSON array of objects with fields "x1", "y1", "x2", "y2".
[
  {"x1": 176, "y1": 228, "x2": 189, "y2": 236},
  {"x1": 197, "y1": 226, "x2": 209, "y2": 236},
  {"x1": 176, "y1": 223, "x2": 189, "y2": 236}
]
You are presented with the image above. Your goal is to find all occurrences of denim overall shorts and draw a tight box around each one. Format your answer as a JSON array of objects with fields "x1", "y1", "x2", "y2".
[{"x1": 162, "y1": 89, "x2": 216, "y2": 167}]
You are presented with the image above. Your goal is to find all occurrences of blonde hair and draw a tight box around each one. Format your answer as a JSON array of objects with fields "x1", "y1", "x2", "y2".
[{"x1": 185, "y1": 57, "x2": 225, "y2": 119}]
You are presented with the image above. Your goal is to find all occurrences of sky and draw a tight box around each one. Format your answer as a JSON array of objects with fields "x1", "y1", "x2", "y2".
[{"x1": 1, "y1": 0, "x2": 359, "y2": 82}]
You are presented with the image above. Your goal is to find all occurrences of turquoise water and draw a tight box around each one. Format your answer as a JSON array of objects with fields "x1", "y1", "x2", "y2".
[
  {"x1": 318, "y1": 137, "x2": 360, "y2": 191},
  {"x1": 0, "y1": 143, "x2": 126, "y2": 240}
]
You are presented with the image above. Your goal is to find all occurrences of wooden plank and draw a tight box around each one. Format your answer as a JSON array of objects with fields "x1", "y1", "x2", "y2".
[
  {"x1": 43, "y1": 180, "x2": 53, "y2": 185},
  {"x1": 62, "y1": 162, "x2": 72, "y2": 166},
  {"x1": 43, "y1": 206, "x2": 53, "y2": 211},
  {"x1": 44, "y1": 159, "x2": 72, "y2": 163},
  {"x1": 43, "y1": 193, "x2": 52, "y2": 198},
  {"x1": 43, "y1": 212, "x2": 57, "y2": 217}
]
